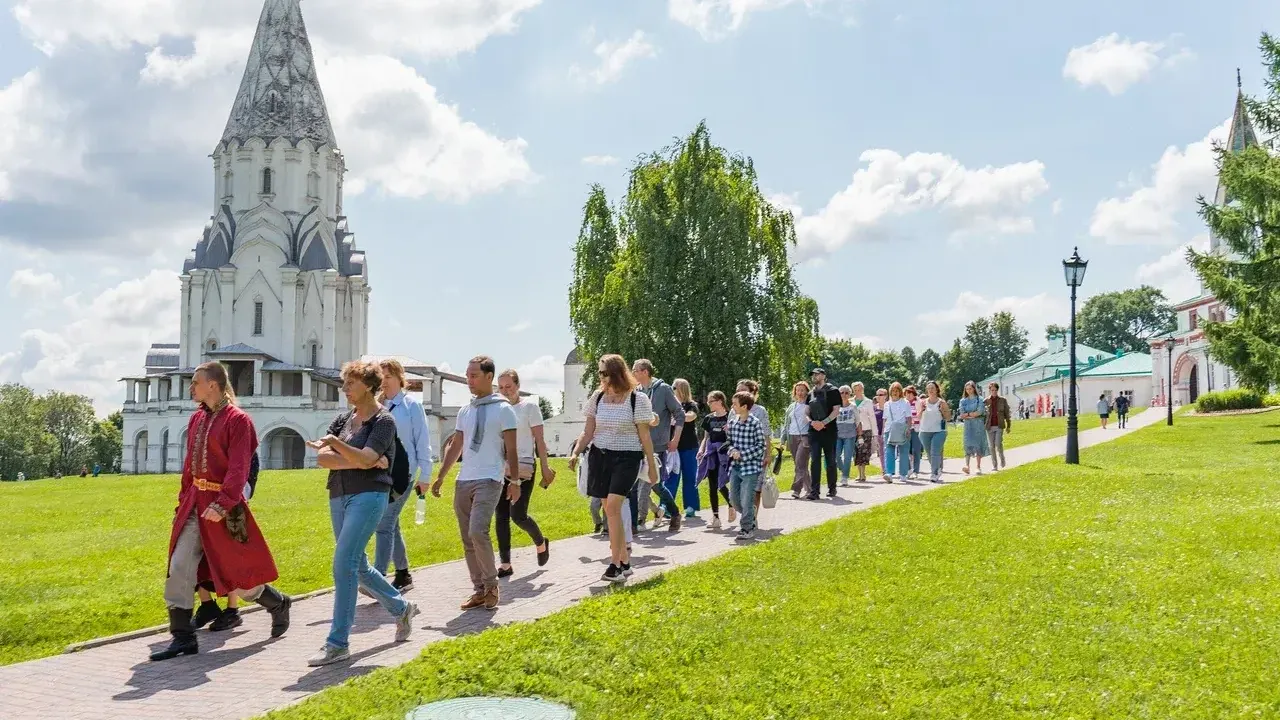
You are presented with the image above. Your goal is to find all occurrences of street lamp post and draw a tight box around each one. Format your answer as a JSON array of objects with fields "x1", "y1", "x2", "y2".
[
  {"x1": 1063, "y1": 248, "x2": 1088, "y2": 465},
  {"x1": 1165, "y1": 332, "x2": 1176, "y2": 426}
]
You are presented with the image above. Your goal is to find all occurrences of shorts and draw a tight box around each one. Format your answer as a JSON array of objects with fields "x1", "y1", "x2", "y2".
[
  {"x1": 1100, "y1": 414, "x2": 1109, "y2": 420},
  {"x1": 587, "y1": 447, "x2": 643, "y2": 499}
]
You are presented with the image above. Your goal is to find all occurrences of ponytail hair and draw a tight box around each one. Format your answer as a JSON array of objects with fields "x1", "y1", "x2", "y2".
[{"x1": 195, "y1": 361, "x2": 237, "y2": 407}]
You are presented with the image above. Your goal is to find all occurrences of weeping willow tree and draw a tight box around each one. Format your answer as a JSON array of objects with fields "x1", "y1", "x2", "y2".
[
  {"x1": 1189, "y1": 34, "x2": 1280, "y2": 391},
  {"x1": 568, "y1": 121, "x2": 820, "y2": 415}
]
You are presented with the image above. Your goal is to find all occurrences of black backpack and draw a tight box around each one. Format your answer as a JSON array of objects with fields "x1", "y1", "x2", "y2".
[
  {"x1": 595, "y1": 390, "x2": 638, "y2": 412},
  {"x1": 389, "y1": 434, "x2": 411, "y2": 498}
]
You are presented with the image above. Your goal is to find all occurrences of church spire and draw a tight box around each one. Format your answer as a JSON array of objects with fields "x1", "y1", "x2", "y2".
[
  {"x1": 1226, "y1": 68, "x2": 1259, "y2": 154},
  {"x1": 220, "y1": 0, "x2": 337, "y2": 149}
]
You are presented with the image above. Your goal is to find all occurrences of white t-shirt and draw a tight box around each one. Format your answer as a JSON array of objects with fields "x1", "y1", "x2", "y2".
[
  {"x1": 511, "y1": 399, "x2": 543, "y2": 460},
  {"x1": 454, "y1": 397, "x2": 519, "y2": 483}
]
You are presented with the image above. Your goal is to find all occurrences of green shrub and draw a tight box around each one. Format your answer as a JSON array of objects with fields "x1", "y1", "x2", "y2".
[
  {"x1": 1265, "y1": 393, "x2": 1280, "y2": 408},
  {"x1": 1196, "y1": 389, "x2": 1264, "y2": 413}
]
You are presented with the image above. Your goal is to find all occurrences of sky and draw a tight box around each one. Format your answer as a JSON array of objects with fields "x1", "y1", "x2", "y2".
[{"x1": 0, "y1": 0, "x2": 1276, "y2": 412}]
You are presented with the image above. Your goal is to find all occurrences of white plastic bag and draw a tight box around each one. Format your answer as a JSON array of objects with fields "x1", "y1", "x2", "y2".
[
  {"x1": 760, "y1": 473, "x2": 780, "y2": 509},
  {"x1": 576, "y1": 451, "x2": 591, "y2": 497},
  {"x1": 664, "y1": 451, "x2": 680, "y2": 477}
]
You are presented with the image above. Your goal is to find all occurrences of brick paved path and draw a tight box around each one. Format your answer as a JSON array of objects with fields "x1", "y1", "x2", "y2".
[{"x1": 0, "y1": 410, "x2": 1160, "y2": 720}]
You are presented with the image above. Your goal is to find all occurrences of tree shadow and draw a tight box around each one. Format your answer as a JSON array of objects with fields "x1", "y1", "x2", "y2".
[
  {"x1": 115, "y1": 636, "x2": 273, "y2": 700},
  {"x1": 284, "y1": 640, "x2": 401, "y2": 692},
  {"x1": 1254, "y1": 439, "x2": 1280, "y2": 445}
]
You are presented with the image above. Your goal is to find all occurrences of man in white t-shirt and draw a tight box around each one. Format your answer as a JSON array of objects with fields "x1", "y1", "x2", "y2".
[{"x1": 426, "y1": 356, "x2": 519, "y2": 611}]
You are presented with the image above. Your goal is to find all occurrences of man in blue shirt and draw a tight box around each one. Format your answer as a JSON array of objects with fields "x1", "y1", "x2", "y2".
[{"x1": 375, "y1": 359, "x2": 433, "y2": 592}]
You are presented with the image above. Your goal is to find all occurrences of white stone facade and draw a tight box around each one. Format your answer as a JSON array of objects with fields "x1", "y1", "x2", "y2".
[
  {"x1": 1150, "y1": 297, "x2": 1237, "y2": 407},
  {"x1": 543, "y1": 350, "x2": 590, "y2": 456}
]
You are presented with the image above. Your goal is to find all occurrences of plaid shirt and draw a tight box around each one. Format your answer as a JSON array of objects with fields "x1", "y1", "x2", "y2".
[{"x1": 725, "y1": 412, "x2": 766, "y2": 473}]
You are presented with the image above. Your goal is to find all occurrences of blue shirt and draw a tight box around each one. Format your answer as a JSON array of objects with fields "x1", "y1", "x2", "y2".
[{"x1": 383, "y1": 391, "x2": 433, "y2": 482}]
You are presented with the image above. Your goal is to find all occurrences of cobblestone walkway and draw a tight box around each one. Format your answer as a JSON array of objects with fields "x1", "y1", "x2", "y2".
[{"x1": 0, "y1": 411, "x2": 1161, "y2": 720}]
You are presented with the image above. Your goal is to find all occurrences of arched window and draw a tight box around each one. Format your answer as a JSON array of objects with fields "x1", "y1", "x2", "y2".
[
  {"x1": 253, "y1": 300, "x2": 264, "y2": 336},
  {"x1": 310, "y1": 342, "x2": 318, "y2": 368},
  {"x1": 262, "y1": 168, "x2": 273, "y2": 195},
  {"x1": 223, "y1": 170, "x2": 234, "y2": 198},
  {"x1": 207, "y1": 339, "x2": 217, "y2": 353},
  {"x1": 307, "y1": 171, "x2": 320, "y2": 199}
]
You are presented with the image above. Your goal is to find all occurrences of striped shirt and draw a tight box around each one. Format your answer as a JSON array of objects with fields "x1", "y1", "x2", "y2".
[
  {"x1": 584, "y1": 391, "x2": 654, "y2": 452},
  {"x1": 725, "y1": 412, "x2": 766, "y2": 472}
]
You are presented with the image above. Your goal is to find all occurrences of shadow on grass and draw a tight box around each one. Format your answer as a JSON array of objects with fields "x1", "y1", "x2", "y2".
[
  {"x1": 1254, "y1": 439, "x2": 1280, "y2": 445},
  {"x1": 116, "y1": 636, "x2": 273, "y2": 700},
  {"x1": 588, "y1": 574, "x2": 668, "y2": 597}
]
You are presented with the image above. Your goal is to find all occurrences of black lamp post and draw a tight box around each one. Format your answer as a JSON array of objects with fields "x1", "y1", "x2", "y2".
[
  {"x1": 1063, "y1": 247, "x2": 1088, "y2": 464},
  {"x1": 1165, "y1": 332, "x2": 1176, "y2": 426}
]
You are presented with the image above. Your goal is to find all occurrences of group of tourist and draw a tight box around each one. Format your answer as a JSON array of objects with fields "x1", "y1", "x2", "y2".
[{"x1": 148, "y1": 354, "x2": 1033, "y2": 667}]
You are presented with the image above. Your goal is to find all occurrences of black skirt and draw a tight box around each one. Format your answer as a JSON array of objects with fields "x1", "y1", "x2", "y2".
[{"x1": 587, "y1": 447, "x2": 643, "y2": 499}]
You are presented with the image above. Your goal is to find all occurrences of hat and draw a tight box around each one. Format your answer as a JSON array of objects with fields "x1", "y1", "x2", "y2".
[{"x1": 810, "y1": 367, "x2": 826, "y2": 376}]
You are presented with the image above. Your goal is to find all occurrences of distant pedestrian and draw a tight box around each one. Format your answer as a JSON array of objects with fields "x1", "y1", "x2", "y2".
[
  {"x1": 725, "y1": 391, "x2": 767, "y2": 540},
  {"x1": 1115, "y1": 394, "x2": 1130, "y2": 428},
  {"x1": 1097, "y1": 394, "x2": 1111, "y2": 429},
  {"x1": 985, "y1": 382, "x2": 1011, "y2": 471},
  {"x1": 957, "y1": 381, "x2": 989, "y2": 475},
  {"x1": 882, "y1": 383, "x2": 912, "y2": 483},
  {"x1": 696, "y1": 391, "x2": 735, "y2": 529},
  {"x1": 736, "y1": 379, "x2": 773, "y2": 517},
  {"x1": 850, "y1": 382, "x2": 877, "y2": 483},
  {"x1": 806, "y1": 368, "x2": 843, "y2": 499},
  {"x1": 494, "y1": 369, "x2": 554, "y2": 579},
  {"x1": 835, "y1": 386, "x2": 857, "y2": 486},
  {"x1": 669, "y1": 378, "x2": 701, "y2": 519},
  {"x1": 917, "y1": 381, "x2": 951, "y2": 483},
  {"x1": 783, "y1": 381, "x2": 811, "y2": 499}
]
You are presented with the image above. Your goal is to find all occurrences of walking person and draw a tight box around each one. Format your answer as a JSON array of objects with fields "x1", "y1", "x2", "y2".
[
  {"x1": 850, "y1": 382, "x2": 877, "y2": 483},
  {"x1": 373, "y1": 359, "x2": 432, "y2": 592},
  {"x1": 874, "y1": 388, "x2": 888, "y2": 479},
  {"x1": 1097, "y1": 394, "x2": 1111, "y2": 429},
  {"x1": 428, "y1": 356, "x2": 521, "y2": 611},
  {"x1": 835, "y1": 386, "x2": 858, "y2": 486},
  {"x1": 150, "y1": 361, "x2": 291, "y2": 662},
  {"x1": 882, "y1": 383, "x2": 913, "y2": 483},
  {"x1": 917, "y1": 381, "x2": 952, "y2": 483},
  {"x1": 668, "y1": 379, "x2": 701, "y2": 519},
  {"x1": 783, "y1": 381, "x2": 811, "y2": 499},
  {"x1": 192, "y1": 453, "x2": 264, "y2": 632},
  {"x1": 737, "y1": 379, "x2": 773, "y2": 517},
  {"x1": 696, "y1": 391, "x2": 735, "y2": 529},
  {"x1": 307, "y1": 360, "x2": 418, "y2": 667},
  {"x1": 632, "y1": 359, "x2": 683, "y2": 532},
  {"x1": 905, "y1": 385, "x2": 924, "y2": 480},
  {"x1": 725, "y1": 391, "x2": 768, "y2": 540},
  {"x1": 806, "y1": 369, "x2": 843, "y2": 499},
  {"x1": 957, "y1": 381, "x2": 989, "y2": 475},
  {"x1": 571, "y1": 354, "x2": 659, "y2": 583},
  {"x1": 1115, "y1": 393, "x2": 1130, "y2": 428},
  {"x1": 494, "y1": 369, "x2": 554, "y2": 579},
  {"x1": 985, "y1": 382, "x2": 1012, "y2": 471}
]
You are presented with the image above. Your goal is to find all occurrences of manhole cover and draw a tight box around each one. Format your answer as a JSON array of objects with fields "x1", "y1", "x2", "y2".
[{"x1": 406, "y1": 697, "x2": 575, "y2": 720}]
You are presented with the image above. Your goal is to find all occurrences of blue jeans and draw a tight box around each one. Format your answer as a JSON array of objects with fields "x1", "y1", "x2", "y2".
[
  {"x1": 373, "y1": 488, "x2": 411, "y2": 575},
  {"x1": 885, "y1": 441, "x2": 910, "y2": 480},
  {"x1": 836, "y1": 437, "x2": 856, "y2": 479},
  {"x1": 662, "y1": 448, "x2": 700, "y2": 513},
  {"x1": 909, "y1": 431, "x2": 923, "y2": 474},
  {"x1": 633, "y1": 452, "x2": 680, "y2": 526},
  {"x1": 921, "y1": 431, "x2": 947, "y2": 479},
  {"x1": 327, "y1": 491, "x2": 407, "y2": 650},
  {"x1": 730, "y1": 469, "x2": 761, "y2": 533}
]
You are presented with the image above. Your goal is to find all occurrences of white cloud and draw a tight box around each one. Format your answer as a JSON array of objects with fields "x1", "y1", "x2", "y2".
[
  {"x1": 1062, "y1": 34, "x2": 1190, "y2": 95},
  {"x1": 0, "y1": 269, "x2": 179, "y2": 412},
  {"x1": 321, "y1": 55, "x2": 532, "y2": 202},
  {"x1": 1135, "y1": 234, "x2": 1209, "y2": 302},
  {"x1": 571, "y1": 30, "x2": 657, "y2": 86},
  {"x1": 668, "y1": 0, "x2": 846, "y2": 40},
  {"x1": 582, "y1": 154, "x2": 619, "y2": 166},
  {"x1": 0, "y1": 70, "x2": 89, "y2": 205},
  {"x1": 781, "y1": 150, "x2": 1049, "y2": 261},
  {"x1": 918, "y1": 291, "x2": 1067, "y2": 342},
  {"x1": 1051, "y1": 199, "x2": 1063, "y2": 215},
  {"x1": 1089, "y1": 118, "x2": 1228, "y2": 245},
  {"x1": 513, "y1": 355, "x2": 563, "y2": 401},
  {"x1": 825, "y1": 331, "x2": 885, "y2": 349},
  {"x1": 8, "y1": 268, "x2": 62, "y2": 299},
  {"x1": 508, "y1": 320, "x2": 533, "y2": 333}
]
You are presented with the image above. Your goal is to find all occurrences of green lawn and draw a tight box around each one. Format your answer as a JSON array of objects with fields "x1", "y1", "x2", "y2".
[
  {"x1": 940, "y1": 409, "x2": 1133, "y2": 458},
  {"x1": 262, "y1": 411, "x2": 1280, "y2": 720}
]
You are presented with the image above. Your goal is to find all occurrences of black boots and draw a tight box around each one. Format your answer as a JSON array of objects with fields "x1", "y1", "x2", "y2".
[
  {"x1": 149, "y1": 607, "x2": 198, "y2": 661},
  {"x1": 255, "y1": 585, "x2": 292, "y2": 638},
  {"x1": 192, "y1": 599, "x2": 223, "y2": 629},
  {"x1": 208, "y1": 607, "x2": 243, "y2": 631}
]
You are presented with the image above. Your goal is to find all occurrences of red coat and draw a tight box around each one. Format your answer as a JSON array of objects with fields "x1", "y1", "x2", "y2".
[{"x1": 168, "y1": 403, "x2": 279, "y2": 596}]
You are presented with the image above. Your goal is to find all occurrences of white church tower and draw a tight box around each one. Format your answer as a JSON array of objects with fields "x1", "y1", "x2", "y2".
[{"x1": 121, "y1": 0, "x2": 370, "y2": 473}]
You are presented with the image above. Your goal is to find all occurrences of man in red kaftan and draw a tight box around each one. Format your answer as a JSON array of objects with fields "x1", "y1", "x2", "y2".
[{"x1": 150, "y1": 362, "x2": 292, "y2": 662}]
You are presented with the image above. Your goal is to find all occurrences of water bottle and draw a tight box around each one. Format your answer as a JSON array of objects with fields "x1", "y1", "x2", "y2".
[{"x1": 414, "y1": 489, "x2": 426, "y2": 525}]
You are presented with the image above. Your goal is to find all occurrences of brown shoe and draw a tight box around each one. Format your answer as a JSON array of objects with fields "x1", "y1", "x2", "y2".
[
  {"x1": 482, "y1": 587, "x2": 500, "y2": 610},
  {"x1": 668, "y1": 513, "x2": 681, "y2": 532},
  {"x1": 460, "y1": 592, "x2": 486, "y2": 611}
]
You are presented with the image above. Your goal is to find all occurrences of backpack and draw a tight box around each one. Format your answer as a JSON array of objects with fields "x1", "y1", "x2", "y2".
[
  {"x1": 595, "y1": 390, "x2": 638, "y2": 413},
  {"x1": 390, "y1": 434, "x2": 411, "y2": 498}
]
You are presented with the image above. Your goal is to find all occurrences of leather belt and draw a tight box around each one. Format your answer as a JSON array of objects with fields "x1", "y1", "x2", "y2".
[{"x1": 194, "y1": 478, "x2": 223, "y2": 492}]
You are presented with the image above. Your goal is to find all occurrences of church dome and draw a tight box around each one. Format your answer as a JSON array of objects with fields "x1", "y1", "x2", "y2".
[{"x1": 566, "y1": 348, "x2": 583, "y2": 366}]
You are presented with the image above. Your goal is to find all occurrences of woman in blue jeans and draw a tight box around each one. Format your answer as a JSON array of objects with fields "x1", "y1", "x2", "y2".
[
  {"x1": 307, "y1": 360, "x2": 419, "y2": 667},
  {"x1": 835, "y1": 386, "x2": 858, "y2": 485},
  {"x1": 917, "y1": 381, "x2": 951, "y2": 483},
  {"x1": 667, "y1": 379, "x2": 702, "y2": 518},
  {"x1": 882, "y1": 382, "x2": 913, "y2": 483}
]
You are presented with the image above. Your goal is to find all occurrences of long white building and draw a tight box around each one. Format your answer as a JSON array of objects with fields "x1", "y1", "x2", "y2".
[{"x1": 120, "y1": 0, "x2": 463, "y2": 473}]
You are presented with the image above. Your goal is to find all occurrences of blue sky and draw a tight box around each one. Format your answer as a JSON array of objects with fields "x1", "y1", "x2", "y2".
[{"x1": 0, "y1": 0, "x2": 1276, "y2": 411}]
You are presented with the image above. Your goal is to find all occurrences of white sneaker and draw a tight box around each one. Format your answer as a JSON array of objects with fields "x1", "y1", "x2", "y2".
[
  {"x1": 727, "y1": 507, "x2": 737, "y2": 524},
  {"x1": 976, "y1": 469, "x2": 984, "y2": 476},
  {"x1": 395, "y1": 601, "x2": 419, "y2": 642},
  {"x1": 709, "y1": 516, "x2": 722, "y2": 530},
  {"x1": 307, "y1": 644, "x2": 350, "y2": 667}
]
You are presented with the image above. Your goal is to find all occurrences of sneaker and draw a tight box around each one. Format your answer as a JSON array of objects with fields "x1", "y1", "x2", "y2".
[
  {"x1": 827, "y1": 490, "x2": 837, "y2": 498},
  {"x1": 684, "y1": 507, "x2": 697, "y2": 519},
  {"x1": 840, "y1": 479, "x2": 850, "y2": 487},
  {"x1": 602, "y1": 564, "x2": 624, "y2": 583},
  {"x1": 482, "y1": 587, "x2": 500, "y2": 610},
  {"x1": 709, "y1": 516, "x2": 722, "y2": 530},
  {"x1": 735, "y1": 529, "x2": 751, "y2": 540},
  {"x1": 728, "y1": 507, "x2": 737, "y2": 524},
  {"x1": 930, "y1": 476, "x2": 942, "y2": 484},
  {"x1": 883, "y1": 475, "x2": 893, "y2": 483},
  {"x1": 392, "y1": 569, "x2": 414, "y2": 592},
  {"x1": 790, "y1": 492, "x2": 801, "y2": 500},
  {"x1": 460, "y1": 593, "x2": 486, "y2": 611},
  {"x1": 497, "y1": 566, "x2": 515, "y2": 579},
  {"x1": 208, "y1": 608, "x2": 243, "y2": 632},
  {"x1": 594, "y1": 522, "x2": 604, "y2": 535},
  {"x1": 962, "y1": 465, "x2": 971, "y2": 475},
  {"x1": 307, "y1": 644, "x2": 350, "y2": 667},
  {"x1": 621, "y1": 562, "x2": 634, "y2": 577},
  {"x1": 976, "y1": 469, "x2": 984, "y2": 476},
  {"x1": 395, "y1": 601, "x2": 419, "y2": 642},
  {"x1": 668, "y1": 513, "x2": 681, "y2": 532}
]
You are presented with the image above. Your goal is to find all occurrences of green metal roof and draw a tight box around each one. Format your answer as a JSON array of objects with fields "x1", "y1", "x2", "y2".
[{"x1": 1078, "y1": 351, "x2": 1153, "y2": 377}]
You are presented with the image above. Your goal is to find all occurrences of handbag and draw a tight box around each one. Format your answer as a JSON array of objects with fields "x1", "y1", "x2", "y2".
[
  {"x1": 771, "y1": 446, "x2": 784, "y2": 475},
  {"x1": 664, "y1": 452, "x2": 680, "y2": 477},
  {"x1": 886, "y1": 419, "x2": 908, "y2": 446},
  {"x1": 760, "y1": 474, "x2": 780, "y2": 509},
  {"x1": 576, "y1": 449, "x2": 591, "y2": 497}
]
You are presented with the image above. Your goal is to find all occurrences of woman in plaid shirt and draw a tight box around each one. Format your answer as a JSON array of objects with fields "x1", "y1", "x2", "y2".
[{"x1": 725, "y1": 391, "x2": 767, "y2": 540}]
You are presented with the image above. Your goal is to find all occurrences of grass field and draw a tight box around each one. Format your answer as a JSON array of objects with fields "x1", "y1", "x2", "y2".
[
  {"x1": 260, "y1": 411, "x2": 1279, "y2": 720},
  {"x1": 0, "y1": 410, "x2": 1112, "y2": 666},
  {"x1": 940, "y1": 409, "x2": 1125, "y2": 459}
]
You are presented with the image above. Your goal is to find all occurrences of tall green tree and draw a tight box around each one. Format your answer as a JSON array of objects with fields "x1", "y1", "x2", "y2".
[
  {"x1": 1189, "y1": 33, "x2": 1280, "y2": 390},
  {"x1": 900, "y1": 346, "x2": 920, "y2": 385},
  {"x1": 90, "y1": 419, "x2": 123, "y2": 473},
  {"x1": 918, "y1": 348, "x2": 942, "y2": 385},
  {"x1": 936, "y1": 312, "x2": 1029, "y2": 402},
  {"x1": 938, "y1": 339, "x2": 972, "y2": 404},
  {"x1": 0, "y1": 384, "x2": 57, "y2": 480},
  {"x1": 537, "y1": 396, "x2": 555, "y2": 420},
  {"x1": 812, "y1": 339, "x2": 909, "y2": 394},
  {"x1": 40, "y1": 391, "x2": 97, "y2": 474},
  {"x1": 568, "y1": 121, "x2": 821, "y2": 415},
  {"x1": 1076, "y1": 286, "x2": 1175, "y2": 353}
]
